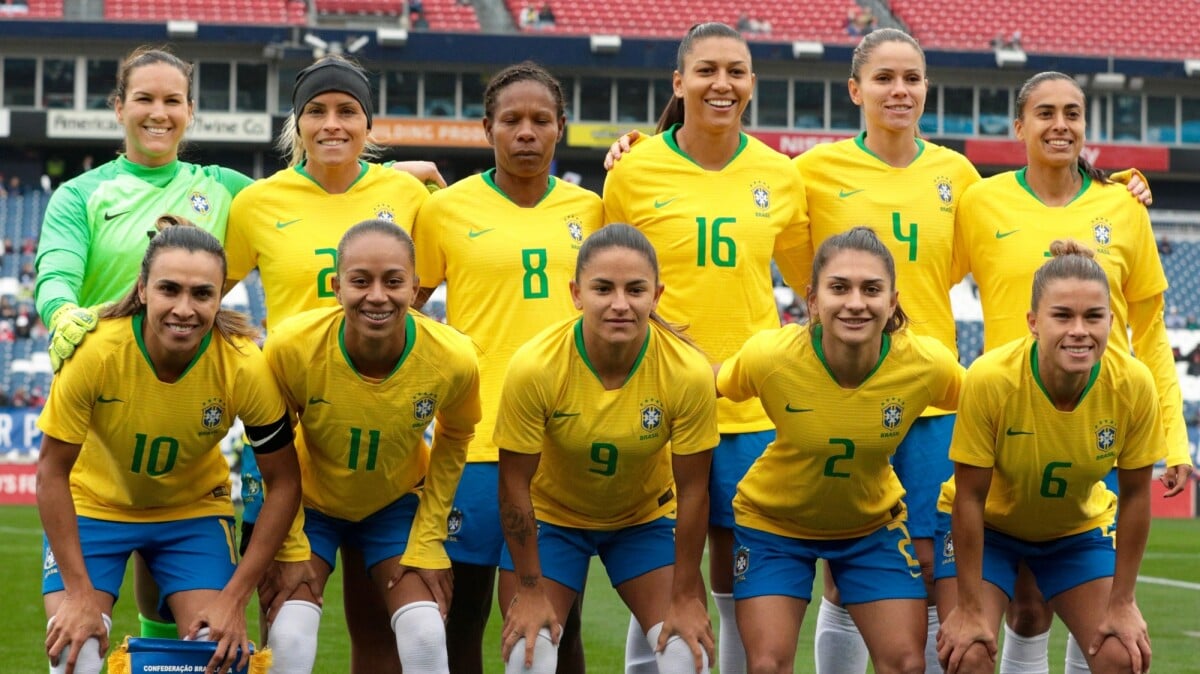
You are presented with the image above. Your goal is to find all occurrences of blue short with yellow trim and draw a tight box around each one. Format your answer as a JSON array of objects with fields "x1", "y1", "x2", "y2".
[
  {"x1": 710, "y1": 430, "x2": 775, "y2": 528},
  {"x1": 445, "y1": 462, "x2": 503, "y2": 566},
  {"x1": 304, "y1": 493, "x2": 418, "y2": 572},
  {"x1": 892, "y1": 414, "x2": 955, "y2": 538}
]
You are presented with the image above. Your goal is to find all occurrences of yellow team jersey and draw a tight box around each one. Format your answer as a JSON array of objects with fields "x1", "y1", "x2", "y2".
[
  {"x1": 225, "y1": 161, "x2": 428, "y2": 327},
  {"x1": 412, "y1": 170, "x2": 602, "y2": 464},
  {"x1": 954, "y1": 168, "x2": 1187, "y2": 466},
  {"x1": 603, "y1": 126, "x2": 810, "y2": 434},
  {"x1": 796, "y1": 133, "x2": 981, "y2": 357},
  {"x1": 941, "y1": 336, "x2": 1165, "y2": 541},
  {"x1": 494, "y1": 318, "x2": 719, "y2": 529},
  {"x1": 717, "y1": 325, "x2": 962, "y2": 539},
  {"x1": 38, "y1": 315, "x2": 286, "y2": 523},
  {"x1": 264, "y1": 307, "x2": 481, "y2": 569}
]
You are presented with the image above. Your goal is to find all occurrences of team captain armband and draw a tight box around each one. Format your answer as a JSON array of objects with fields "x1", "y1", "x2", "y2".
[{"x1": 244, "y1": 413, "x2": 293, "y2": 455}]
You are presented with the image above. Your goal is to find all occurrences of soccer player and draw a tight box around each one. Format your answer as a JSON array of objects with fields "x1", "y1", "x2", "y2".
[
  {"x1": 37, "y1": 218, "x2": 301, "y2": 674},
  {"x1": 953, "y1": 71, "x2": 1189, "y2": 674},
  {"x1": 717, "y1": 227, "x2": 962, "y2": 674},
  {"x1": 496, "y1": 224, "x2": 718, "y2": 674},
  {"x1": 935, "y1": 241, "x2": 1162, "y2": 674},
  {"x1": 224, "y1": 54, "x2": 433, "y2": 674},
  {"x1": 411, "y1": 61, "x2": 602, "y2": 674},
  {"x1": 601, "y1": 22, "x2": 810, "y2": 673},
  {"x1": 262, "y1": 221, "x2": 481, "y2": 673}
]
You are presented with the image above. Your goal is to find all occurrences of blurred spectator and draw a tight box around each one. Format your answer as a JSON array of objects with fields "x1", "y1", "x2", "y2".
[
  {"x1": 19, "y1": 262, "x2": 35, "y2": 293},
  {"x1": 30, "y1": 386, "x2": 45, "y2": 407},
  {"x1": 409, "y1": 0, "x2": 423, "y2": 17},
  {"x1": 30, "y1": 314, "x2": 48, "y2": 340},
  {"x1": 0, "y1": 320, "x2": 15, "y2": 343},
  {"x1": 1158, "y1": 236, "x2": 1174, "y2": 255},
  {"x1": 410, "y1": 10, "x2": 429, "y2": 29},
  {"x1": 20, "y1": 238, "x2": 34, "y2": 255},
  {"x1": 518, "y1": 2, "x2": 537, "y2": 28},
  {"x1": 737, "y1": 12, "x2": 772, "y2": 35},
  {"x1": 14, "y1": 306, "x2": 31, "y2": 339},
  {"x1": 1166, "y1": 305, "x2": 1186, "y2": 329},
  {"x1": 11, "y1": 387, "x2": 29, "y2": 408},
  {"x1": 846, "y1": 7, "x2": 876, "y2": 36},
  {"x1": 7, "y1": 175, "x2": 26, "y2": 196},
  {"x1": 1189, "y1": 315, "x2": 1200, "y2": 330},
  {"x1": 781, "y1": 296, "x2": 807, "y2": 324},
  {"x1": 1187, "y1": 343, "x2": 1200, "y2": 376},
  {"x1": 0, "y1": 388, "x2": 11, "y2": 407},
  {"x1": 3, "y1": 239, "x2": 14, "y2": 256},
  {"x1": 0, "y1": 297, "x2": 15, "y2": 322},
  {"x1": 78, "y1": 154, "x2": 95, "y2": 176},
  {"x1": 537, "y1": 2, "x2": 555, "y2": 27}
]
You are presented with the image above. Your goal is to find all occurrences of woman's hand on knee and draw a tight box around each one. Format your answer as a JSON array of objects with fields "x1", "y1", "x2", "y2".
[
  {"x1": 936, "y1": 606, "x2": 997, "y2": 674},
  {"x1": 388, "y1": 564, "x2": 454, "y2": 619},
  {"x1": 46, "y1": 593, "x2": 109, "y2": 673},
  {"x1": 259, "y1": 560, "x2": 321, "y2": 625},
  {"x1": 1090, "y1": 601, "x2": 1151, "y2": 674},
  {"x1": 656, "y1": 595, "x2": 715, "y2": 673}
]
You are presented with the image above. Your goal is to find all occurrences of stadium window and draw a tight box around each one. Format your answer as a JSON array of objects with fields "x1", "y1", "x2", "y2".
[
  {"x1": 943, "y1": 87, "x2": 973, "y2": 135},
  {"x1": 616, "y1": 78, "x2": 650, "y2": 124},
  {"x1": 830, "y1": 82, "x2": 859, "y2": 131},
  {"x1": 236, "y1": 63, "x2": 268, "y2": 112},
  {"x1": 424, "y1": 72, "x2": 456, "y2": 117},
  {"x1": 652, "y1": 78, "x2": 672, "y2": 123},
  {"x1": 1147, "y1": 95, "x2": 1177, "y2": 143},
  {"x1": 978, "y1": 87, "x2": 1010, "y2": 137},
  {"x1": 384, "y1": 70, "x2": 418, "y2": 116},
  {"x1": 86, "y1": 59, "x2": 116, "y2": 110},
  {"x1": 198, "y1": 62, "x2": 231, "y2": 112},
  {"x1": 1112, "y1": 93, "x2": 1141, "y2": 142},
  {"x1": 1183, "y1": 97, "x2": 1200, "y2": 144},
  {"x1": 756, "y1": 79, "x2": 788, "y2": 128},
  {"x1": 1092, "y1": 94, "x2": 1109, "y2": 141},
  {"x1": 42, "y1": 58, "x2": 74, "y2": 109},
  {"x1": 919, "y1": 85, "x2": 939, "y2": 135},
  {"x1": 792, "y1": 80, "x2": 824, "y2": 129},
  {"x1": 462, "y1": 72, "x2": 486, "y2": 119},
  {"x1": 3, "y1": 57, "x2": 37, "y2": 107},
  {"x1": 580, "y1": 76, "x2": 613, "y2": 122},
  {"x1": 276, "y1": 65, "x2": 300, "y2": 114}
]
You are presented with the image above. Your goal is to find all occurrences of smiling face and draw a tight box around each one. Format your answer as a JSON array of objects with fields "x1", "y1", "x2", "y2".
[
  {"x1": 298, "y1": 91, "x2": 369, "y2": 170},
  {"x1": 332, "y1": 229, "x2": 417, "y2": 349},
  {"x1": 137, "y1": 248, "x2": 222, "y2": 364},
  {"x1": 484, "y1": 79, "x2": 564, "y2": 181},
  {"x1": 807, "y1": 248, "x2": 897, "y2": 351},
  {"x1": 114, "y1": 62, "x2": 193, "y2": 167},
  {"x1": 1028, "y1": 277, "x2": 1111, "y2": 378},
  {"x1": 571, "y1": 246, "x2": 663, "y2": 350},
  {"x1": 1016, "y1": 77, "x2": 1086, "y2": 170},
  {"x1": 849, "y1": 39, "x2": 927, "y2": 136},
  {"x1": 673, "y1": 35, "x2": 754, "y2": 133}
]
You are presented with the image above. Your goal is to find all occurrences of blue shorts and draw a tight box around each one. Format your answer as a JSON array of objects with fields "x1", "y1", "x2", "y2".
[
  {"x1": 892, "y1": 414, "x2": 955, "y2": 539},
  {"x1": 732, "y1": 520, "x2": 925, "y2": 604},
  {"x1": 304, "y1": 493, "x2": 418, "y2": 572},
  {"x1": 42, "y1": 515, "x2": 238, "y2": 619},
  {"x1": 710, "y1": 430, "x2": 775, "y2": 528},
  {"x1": 499, "y1": 517, "x2": 675, "y2": 593},
  {"x1": 445, "y1": 462, "x2": 503, "y2": 567},
  {"x1": 933, "y1": 512, "x2": 1115, "y2": 600}
]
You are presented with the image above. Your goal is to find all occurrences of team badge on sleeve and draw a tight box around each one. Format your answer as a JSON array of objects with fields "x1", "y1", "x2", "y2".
[
  {"x1": 750, "y1": 181, "x2": 770, "y2": 214},
  {"x1": 202, "y1": 397, "x2": 225, "y2": 430},
  {"x1": 190, "y1": 191, "x2": 211, "y2": 215},
  {"x1": 733, "y1": 545, "x2": 751, "y2": 582},
  {"x1": 412, "y1": 393, "x2": 437, "y2": 425},
  {"x1": 1094, "y1": 418, "x2": 1117, "y2": 459}
]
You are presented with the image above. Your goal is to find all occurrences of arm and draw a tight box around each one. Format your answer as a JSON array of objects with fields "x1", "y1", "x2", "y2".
[
  {"x1": 1109, "y1": 168, "x2": 1152, "y2": 206},
  {"x1": 498, "y1": 448, "x2": 560, "y2": 666},
  {"x1": 1127, "y1": 294, "x2": 1193, "y2": 491},
  {"x1": 390, "y1": 161, "x2": 447, "y2": 189},
  {"x1": 412, "y1": 286, "x2": 437, "y2": 310},
  {"x1": 1090, "y1": 465, "x2": 1153, "y2": 673},
  {"x1": 603, "y1": 129, "x2": 645, "y2": 170},
  {"x1": 937, "y1": 463, "x2": 997, "y2": 674},
  {"x1": 37, "y1": 434, "x2": 110, "y2": 669},
  {"x1": 658, "y1": 450, "x2": 715, "y2": 670},
  {"x1": 34, "y1": 186, "x2": 91, "y2": 324}
]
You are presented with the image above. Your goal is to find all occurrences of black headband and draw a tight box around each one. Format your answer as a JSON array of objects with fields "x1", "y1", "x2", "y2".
[{"x1": 292, "y1": 60, "x2": 373, "y2": 130}]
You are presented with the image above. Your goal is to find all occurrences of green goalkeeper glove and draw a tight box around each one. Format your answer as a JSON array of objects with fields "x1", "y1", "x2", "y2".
[{"x1": 49, "y1": 303, "x2": 101, "y2": 373}]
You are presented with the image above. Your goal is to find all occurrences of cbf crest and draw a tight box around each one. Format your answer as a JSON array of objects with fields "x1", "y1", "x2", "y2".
[
  {"x1": 1091, "y1": 217, "x2": 1112, "y2": 249},
  {"x1": 640, "y1": 397, "x2": 664, "y2": 434},
  {"x1": 413, "y1": 392, "x2": 438, "y2": 425},
  {"x1": 733, "y1": 545, "x2": 750, "y2": 582},
  {"x1": 565, "y1": 215, "x2": 584, "y2": 247},
  {"x1": 447, "y1": 507, "x2": 464, "y2": 539},
  {"x1": 375, "y1": 203, "x2": 396, "y2": 222},
  {"x1": 202, "y1": 397, "x2": 225, "y2": 430},
  {"x1": 750, "y1": 181, "x2": 771, "y2": 215},
  {"x1": 1094, "y1": 418, "x2": 1117, "y2": 459},
  {"x1": 935, "y1": 176, "x2": 953, "y2": 205},
  {"x1": 881, "y1": 396, "x2": 904, "y2": 436},
  {"x1": 190, "y1": 191, "x2": 211, "y2": 216},
  {"x1": 941, "y1": 531, "x2": 955, "y2": 564}
]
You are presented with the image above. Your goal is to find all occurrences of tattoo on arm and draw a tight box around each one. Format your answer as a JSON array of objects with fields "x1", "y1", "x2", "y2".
[
  {"x1": 520, "y1": 574, "x2": 540, "y2": 588},
  {"x1": 500, "y1": 503, "x2": 536, "y2": 548}
]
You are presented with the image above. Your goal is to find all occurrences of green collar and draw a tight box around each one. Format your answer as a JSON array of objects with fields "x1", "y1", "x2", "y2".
[
  {"x1": 133, "y1": 311, "x2": 212, "y2": 381},
  {"x1": 481, "y1": 167, "x2": 557, "y2": 206},
  {"x1": 295, "y1": 159, "x2": 370, "y2": 192},
  {"x1": 338, "y1": 312, "x2": 415, "y2": 381},
  {"x1": 811, "y1": 324, "x2": 890, "y2": 387},
  {"x1": 118, "y1": 154, "x2": 182, "y2": 187},
  {"x1": 573, "y1": 318, "x2": 650, "y2": 387},
  {"x1": 663, "y1": 123, "x2": 748, "y2": 169},
  {"x1": 1015, "y1": 166, "x2": 1091, "y2": 205},
  {"x1": 854, "y1": 130, "x2": 925, "y2": 167},
  {"x1": 1030, "y1": 340, "x2": 1100, "y2": 408}
]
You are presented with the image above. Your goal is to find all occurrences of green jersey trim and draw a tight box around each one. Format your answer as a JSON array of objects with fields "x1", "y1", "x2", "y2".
[
  {"x1": 854, "y1": 131, "x2": 926, "y2": 166},
  {"x1": 1015, "y1": 166, "x2": 1092, "y2": 205},
  {"x1": 811, "y1": 324, "x2": 891, "y2": 387},
  {"x1": 338, "y1": 312, "x2": 416, "y2": 381},
  {"x1": 481, "y1": 168, "x2": 557, "y2": 206},
  {"x1": 573, "y1": 317, "x2": 651, "y2": 388},
  {"x1": 295, "y1": 160, "x2": 371, "y2": 193},
  {"x1": 132, "y1": 312, "x2": 214, "y2": 381},
  {"x1": 664, "y1": 123, "x2": 749, "y2": 169},
  {"x1": 1029, "y1": 341, "x2": 1101, "y2": 408}
]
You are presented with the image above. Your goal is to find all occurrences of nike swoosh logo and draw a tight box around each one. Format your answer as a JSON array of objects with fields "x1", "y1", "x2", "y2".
[
  {"x1": 276, "y1": 219, "x2": 302, "y2": 229},
  {"x1": 995, "y1": 229, "x2": 1020, "y2": 239},
  {"x1": 103, "y1": 210, "x2": 131, "y2": 221},
  {"x1": 308, "y1": 396, "x2": 331, "y2": 405},
  {"x1": 551, "y1": 411, "x2": 580, "y2": 418},
  {"x1": 1005, "y1": 427, "x2": 1034, "y2": 436},
  {"x1": 838, "y1": 189, "x2": 864, "y2": 198},
  {"x1": 468, "y1": 228, "x2": 495, "y2": 238},
  {"x1": 247, "y1": 420, "x2": 288, "y2": 448},
  {"x1": 785, "y1": 404, "x2": 814, "y2": 413},
  {"x1": 96, "y1": 396, "x2": 124, "y2": 404},
  {"x1": 653, "y1": 198, "x2": 678, "y2": 208}
]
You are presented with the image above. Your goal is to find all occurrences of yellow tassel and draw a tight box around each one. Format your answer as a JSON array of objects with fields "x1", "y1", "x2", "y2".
[
  {"x1": 248, "y1": 645, "x2": 273, "y2": 674},
  {"x1": 106, "y1": 635, "x2": 132, "y2": 674}
]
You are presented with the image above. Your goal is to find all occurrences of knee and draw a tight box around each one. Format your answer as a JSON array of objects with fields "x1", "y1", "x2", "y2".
[
  {"x1": 872, "y1": 645, "x2": 925, "y2": 674},
  {"x1": 1005, "y1": 599, "x2": 1053, "y2": 635},
  {"x1": 268, "y1": 600, "x2": 322, "y2": 652},
  {"x1": 1090, "y1": 636, "x2": 1142, "y2": 674},
  {"x1": 746, "y1": 651, "x2": 792, "y2": 674},
  {"x1": 957, "y1": 641, "x2": 998, "y2": 674},
  {"x1": 392, "y1": 601, "x2": 446, "y2": 651}
]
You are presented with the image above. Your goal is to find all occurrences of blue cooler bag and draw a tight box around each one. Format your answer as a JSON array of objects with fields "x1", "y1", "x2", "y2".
[{"x1": 107, "y1": 636, "x2": 271, "y2": 674}]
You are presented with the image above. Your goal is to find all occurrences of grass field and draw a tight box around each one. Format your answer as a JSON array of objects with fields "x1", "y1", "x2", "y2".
[{"x1": 4, "y1": 506, "x2": 1198, "y2": 673}]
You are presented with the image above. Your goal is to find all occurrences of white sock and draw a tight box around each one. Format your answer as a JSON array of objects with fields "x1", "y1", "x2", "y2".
[
  {"x1": 390, "y1": 601, "x2": 449, "y2": 673},
  {"x1": 48, "y1": 614, "x2": 110, "y2": 674},
  {"x1": 924, "y1": 605, "x2": 941, "y2": 674},
  {"x1": 712, "y1": 592, "x2": 746, "y2": 674},
  {"x1": 813, "y1": 598, "x2": 868, "y2": 674},
  {"x1": 998, "y1": 624, "x2": 1050, "y2": 674},
  {"x1": 266, "y1": 600, "x2": 322, "y2": 673},
  {"x1": 1064, "y1": 632, "x2": 1091, "y2": 674},
  {"x1": 505, "y1": 626, "x2": 559, "y2": 674},
  {"x1": 648, "y1": 621, "x2": 710, "y2": 674},
  {"x1": 625, "y1": 614, "x2": 659, "y2": 673}
]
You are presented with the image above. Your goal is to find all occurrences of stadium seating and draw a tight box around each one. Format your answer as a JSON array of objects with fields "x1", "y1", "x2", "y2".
[
  {"x1": 0, "y1": 0, "x2": 65, "y2": 19},
  {"x1": 889, "y1": 0, "x2": 1197, "y2": 59},
  {"x1": 503, "y1": 0, "x2": 859, "y2": 42},
  {"x1": 104, "y1": 0, "x2": 305, "y2": 25}
]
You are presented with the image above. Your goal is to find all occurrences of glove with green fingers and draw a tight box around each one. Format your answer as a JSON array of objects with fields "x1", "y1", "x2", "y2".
[{"x1": 49, "y1": 303, "x2": 101, "y2": 373}]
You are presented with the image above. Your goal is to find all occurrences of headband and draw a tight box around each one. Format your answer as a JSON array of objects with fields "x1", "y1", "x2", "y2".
[{"x1": 292, "y1": 59, "x2": 373, "y2": 130}]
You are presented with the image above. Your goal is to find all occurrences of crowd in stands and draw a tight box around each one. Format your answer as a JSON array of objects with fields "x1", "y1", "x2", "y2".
[{"x1": 517, "y1": 1, "x2": 555, "y2": 29}]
